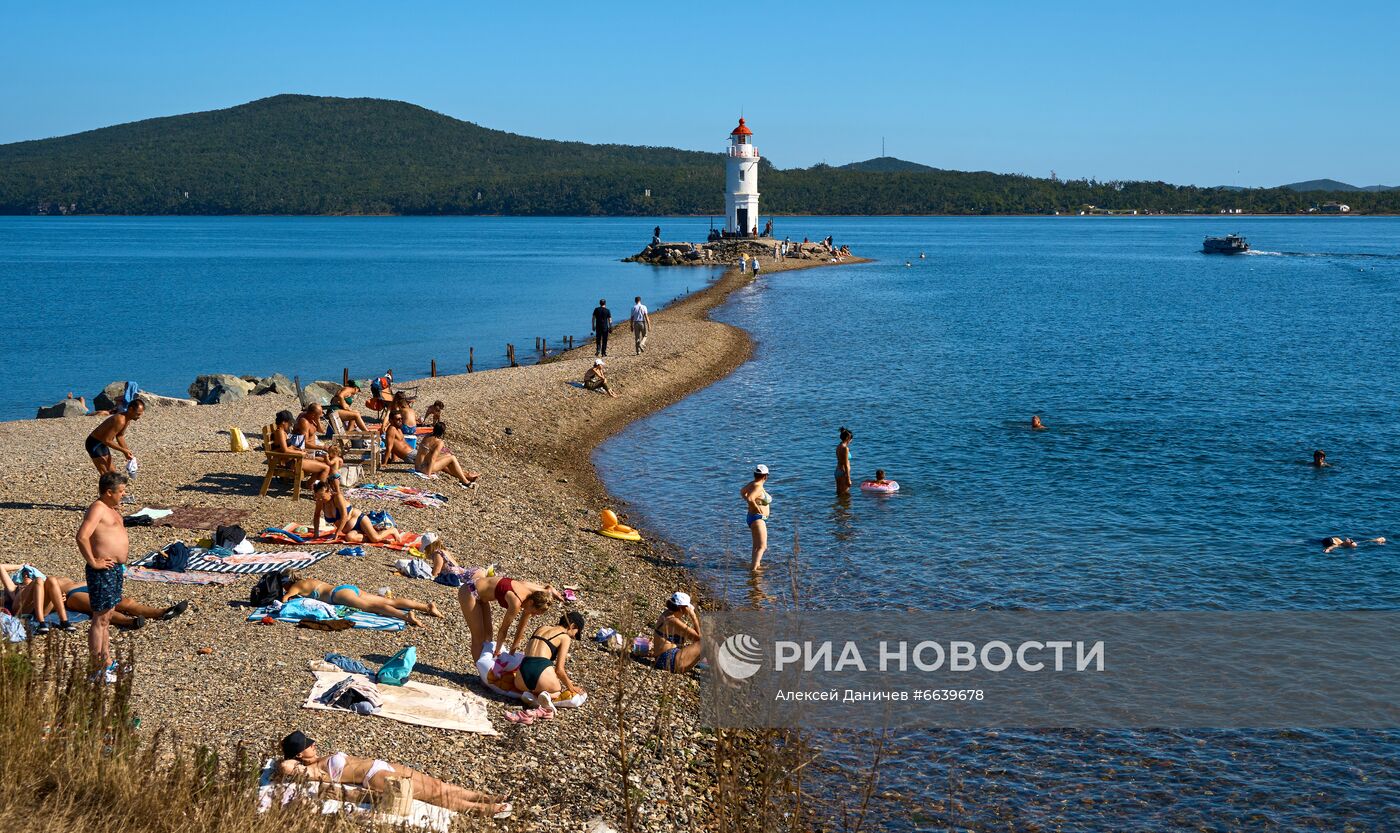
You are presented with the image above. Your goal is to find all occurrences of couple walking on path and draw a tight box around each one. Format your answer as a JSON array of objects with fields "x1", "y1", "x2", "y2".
[{"x1": 592, "y1": 296, "x2": 652, "y2": 357}]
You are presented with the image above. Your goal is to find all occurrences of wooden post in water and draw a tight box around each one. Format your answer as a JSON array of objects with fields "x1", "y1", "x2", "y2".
[
  {"x1": 342, "y1": 368, "x2": 349, "y2": 385},
  {"x1": 542, "y1": 338, "x2": 548, "y2": 358},
  {"x1": 507, "y1": 344, "x2": 517, "y2": 367},
  {"x1": 430, "y1": 359, "x2": 437, "y2": 378},
  {"x1": 468, "y1": 348, "x2": 474, "y2": 373},
  {"x1": 535, "y1": 337, "x2": 541, "y2": 352}
]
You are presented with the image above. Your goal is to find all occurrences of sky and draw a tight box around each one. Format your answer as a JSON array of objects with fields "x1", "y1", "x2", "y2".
[{"x1": 2, "y1": 1, "x2": 1398, "y2": 188}]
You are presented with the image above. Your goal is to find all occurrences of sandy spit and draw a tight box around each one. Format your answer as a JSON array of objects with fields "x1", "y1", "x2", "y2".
[{"x1": 0, "y1": 248, "x2": 866, "y2": 832}]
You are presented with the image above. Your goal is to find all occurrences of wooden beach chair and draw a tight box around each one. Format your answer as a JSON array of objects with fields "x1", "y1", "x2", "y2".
[
  {"x1": 259, "y1": 425, "x2": 305, "y2": 500},
  {"x1": 329, "y1": 411, "x2": 380, "y2": 475}
]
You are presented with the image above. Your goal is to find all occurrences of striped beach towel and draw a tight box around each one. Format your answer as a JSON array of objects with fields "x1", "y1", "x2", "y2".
[
  {"x1": 246, "y1": 605, "x2": 405, "y2": 631},
  {"x1": 345, "y1": 483, "x2": 448, "y2": 509},
  {"x1": 125, "y1": 566, "x2": 241, "y2": 585},
  {"x1": 262, "y1": 525, "x2": 422, "y2": 552},
  {"x1": 132, "y1": 548, "x2": 335, "y2": 575}
]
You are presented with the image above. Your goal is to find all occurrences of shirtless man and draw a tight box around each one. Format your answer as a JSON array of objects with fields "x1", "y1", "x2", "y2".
[
  {"x1": 75, "y1": 472, "x2": 130, "y2": 679},
  {"x1": 583, "y1": 359, "x2": 617, "y2": 398},
  {"x1": 84, "y1": 398, "x2": 144, "y2": 474}
]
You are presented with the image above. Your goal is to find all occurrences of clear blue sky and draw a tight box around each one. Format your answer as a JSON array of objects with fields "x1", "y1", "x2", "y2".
[{"x1": 3, "y1": 1, "x2": 1397, "y2": 187}]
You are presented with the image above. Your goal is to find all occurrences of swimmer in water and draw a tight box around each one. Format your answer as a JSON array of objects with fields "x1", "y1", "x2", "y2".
[
  {"x1": 1312, "y1": 450, "x2": 1329, "y2": 468},
  {"x1": 1031, "y1": 415, "x2": 1046, "y2": 431},
  {"x1": 867, "y1": 469, "x2": 894, "y2": 487},
  {"x1": 1322, "y1": 536, "x2": 1386, "y2": 554}
]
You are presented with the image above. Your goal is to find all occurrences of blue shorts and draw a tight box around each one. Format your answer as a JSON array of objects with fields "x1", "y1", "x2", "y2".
[
  {"x1": 85, "y1": 435, "x2": 110, "y2": 459},
  {"x1": 655, "y1": 647, "x2": 679, "y2": 672},
  {"x1": 84, "y1": 564, "x2": 125, "y2": 613}
]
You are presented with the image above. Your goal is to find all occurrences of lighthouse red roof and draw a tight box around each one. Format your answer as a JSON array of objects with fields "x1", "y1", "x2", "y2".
[{"x1": 730, "y1": 118, "x2": 753, "y2": 136}]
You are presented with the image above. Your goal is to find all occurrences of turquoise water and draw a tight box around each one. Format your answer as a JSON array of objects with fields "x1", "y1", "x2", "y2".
[
  {"x1": 0, "y1": 217, "x2": 718, "y2": 420},
  {"x1": 596, "y1": 217, "x2": 1400, "y2": 830}
]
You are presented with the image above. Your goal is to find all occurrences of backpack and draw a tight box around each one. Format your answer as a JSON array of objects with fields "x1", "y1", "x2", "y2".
[
  {"x1": 250, "y1": 570, "x2": 287, "y2": 607},
  {"x1": 214, "y1": 525, "x2": 247, "y2": 549},
  {"x1": 152, "y1": 541, "x2": 191, "y2": 572}
]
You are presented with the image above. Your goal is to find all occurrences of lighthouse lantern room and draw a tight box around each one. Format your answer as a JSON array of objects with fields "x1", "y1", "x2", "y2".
[{"x1": 724, "y1": 118, "x2": 760, "y2": 236}]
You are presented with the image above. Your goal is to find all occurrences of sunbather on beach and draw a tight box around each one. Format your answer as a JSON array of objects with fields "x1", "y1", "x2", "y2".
[
  {"x1": 48, "y1": 575, "x2": 188, "y2": 629},
  {"x1": 280, "y1": 573, "x2": 442, "y2": 626},
  {"x1": 84, "y1": 398, "x2": 144, "y2": 474},
  {"x1": 294, "y1": 403, "x2": 344, "y2": 466},
  {"x1": 508, "y1": 612, "x2": 587, "y2": 708},
  {"x1": 276, "y1": 731, "x2": 511, "y2": 817},
  {"x1": 417, "y1": 532, "x2": 464, "y2": 579},
  {"x1": 648, "y1": 591, "x2": 704, "y2": 674},
  {"x1": 1322, "y1": 536, "x2": 1386, "y2": 554},
  {"x1": 311, "y1": 478, "x2": 405, "y2": 546},
  {"x1": 331, "y1": 381, "x2": 370, "y2": 431},
  {"x1": 272, "y1": 410, "x2": 337, "y2": 481},
  {"x1": 381, "y1": 411, "x2": 416, "y2": 465},
  {"x1": 458, "y1": 574, "x2": 567, "y2": 660},
  {"x1": 583, "y1": 359, "x2": 617, "y2": 398},
  {"x1": 415, "y1": 424, "x2": 480, "y2": 488},
  {"x1": 1, "y1": 564, "x2": 75, "y2": 633}
]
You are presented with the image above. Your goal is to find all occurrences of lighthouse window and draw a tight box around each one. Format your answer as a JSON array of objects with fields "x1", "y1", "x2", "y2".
[{"x1": 739, "y1": 168, "x2": 745, "y2": 181}]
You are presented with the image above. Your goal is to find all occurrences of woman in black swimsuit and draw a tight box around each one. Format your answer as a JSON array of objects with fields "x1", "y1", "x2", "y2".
[{"x1": 512, "y1": 612, "x2": 586, "y2": 708}]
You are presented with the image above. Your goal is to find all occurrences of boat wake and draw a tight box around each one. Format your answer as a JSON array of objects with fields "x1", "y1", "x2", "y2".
[{"x1": 1244, "y1": 250, "x2": 1400, "y2": 260}]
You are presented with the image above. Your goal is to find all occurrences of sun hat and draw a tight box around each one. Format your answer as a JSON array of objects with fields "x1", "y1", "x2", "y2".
[
  {"x1": 669, "y1": 591, "x2": 692, "y2": 608},
  {"x1": 593, "y1": 358, "x2": 604, "y2": 367},
  {"x1": 418, "y1": 532, "x2": 439, "y2": 550},
  {"x1": 280, "y1": 730, "x2": 315, "y2": 759},
  {"x1": 754, "y1": 464, "x2": 769, "y2": 475}
]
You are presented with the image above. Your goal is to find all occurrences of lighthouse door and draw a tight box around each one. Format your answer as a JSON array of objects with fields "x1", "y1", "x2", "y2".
[{"x1": 736, "y1": 208, "x2": 749, "y2": 237}]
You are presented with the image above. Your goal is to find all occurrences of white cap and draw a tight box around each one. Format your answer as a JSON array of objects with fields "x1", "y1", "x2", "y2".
[
  {"x1": 669, "y1": 591, "x2": 692, "y2": 608},
  {"x1": 754, "y1": 464, "x2": 769, "y2": 475},
  {"x1": 418, "y1": 532, "x2": 438, "y2": 550},
  {"x1": 593, "y1": 358, "x2": 604, "y2": 367}
]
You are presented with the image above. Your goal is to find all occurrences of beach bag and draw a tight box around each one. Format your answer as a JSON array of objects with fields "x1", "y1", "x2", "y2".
[
  {"x1": 153, "y1": 542, "x2": 191, "y2": 572},
  {"x1": 365, "y1": 510, "x2": 394, "y2": 529},
  {"x1": 377, "y1": 646, "x2": 417, "y2": 686},
  {"x1": 214, "y1": 525, "x2": 247, "y2": 549},
  {"x1": 229, "y1": 426, "x2": 250, "y2": 452},
  {"x1": 250, "y1": 571, "x2": 287, "y2": 607}
]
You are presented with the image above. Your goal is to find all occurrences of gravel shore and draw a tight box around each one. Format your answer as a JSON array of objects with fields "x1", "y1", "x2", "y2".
[{"x1": 0, "y1": 249, "x2": 864, "y2": 831}]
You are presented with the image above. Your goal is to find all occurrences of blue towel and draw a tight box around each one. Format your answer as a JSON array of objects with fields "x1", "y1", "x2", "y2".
[
  {"x1": 246, "y1": 605, "x2": 405, "y2": 632},
  {"x1": 324, "y1": 652, "x2": 377, "y2": 675}
]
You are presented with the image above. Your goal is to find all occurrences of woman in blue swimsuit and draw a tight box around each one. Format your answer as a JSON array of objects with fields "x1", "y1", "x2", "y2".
[
  {"x1": 281, "y1": 573, "x2": 442, "y2": 626},
  {"x1": 740, "y1": 464, "x2": 772, "y2": 571},
  {"x1": 311, "y1": 478, "x2": 404, "y2": 546}
]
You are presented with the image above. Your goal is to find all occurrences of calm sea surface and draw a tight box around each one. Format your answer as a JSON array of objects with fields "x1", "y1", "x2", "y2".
[
  {"x1": 596, "y1": 217, "x2": 1400, "y2": 830},
  {"x1": 0, "y1": 216, "x2": 718, "y2": 421}
]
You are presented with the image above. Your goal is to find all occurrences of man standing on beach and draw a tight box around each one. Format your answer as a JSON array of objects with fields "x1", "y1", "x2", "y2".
[
  {"x1": 592, "y1": 299, "x2": 612, "y2": 357},
  {"x1": 75, "y1": 472, "x2": 130, "y2": 681},
  {"x1": 630, "y1": 296, "x2": 650, "y2": 355},
  {"x1": 84, "y1": 397, "x2": 144, "y2": 474}
]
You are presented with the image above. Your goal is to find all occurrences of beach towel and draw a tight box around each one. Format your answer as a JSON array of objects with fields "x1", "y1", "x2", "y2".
[
  {"x1": 247, "y1": 604, "x2": 406, "y2": 631},
  {"x1": 124, "y1": 566, "x2": 241, "y2": 586},
  {"x1": 151, "y1": 506, "x2": 252, "y2": 530},
  {"x1": 257, "y1": 759, "x2": 456, "y2": 832},
  {"x1": 132, "y1": 547, "x2": 334, "y2": 574},
  {"x1": 125, "y1": 507, "x2": 174, "y2": 522},
  {"x1": 302, "y1": 669, "x2": 497, "y2": 735},
  {"x1": 345, "y1": 483, "x2": 448, "y2": 509},
  {"x1": 262, "y1": 524, "x2": 422, "y2": 551}
]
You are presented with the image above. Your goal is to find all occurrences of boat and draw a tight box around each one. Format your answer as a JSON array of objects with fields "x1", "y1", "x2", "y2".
[{"x1": 1203, "y1": 234, "x2": 1249, "y2": 254}]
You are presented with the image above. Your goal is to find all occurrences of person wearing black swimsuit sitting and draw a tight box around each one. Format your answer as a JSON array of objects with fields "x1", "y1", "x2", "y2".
[{"x1": 512, "y1": 612, "x2": 586, "y2": 711}]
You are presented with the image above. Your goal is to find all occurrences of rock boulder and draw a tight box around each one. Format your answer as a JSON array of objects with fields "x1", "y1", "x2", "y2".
[
  {"x1": 36, "y1": 399, "x2": 88, "y2": 419},
  {"x1": 200, "y1": 382, "x2": 247, "y2": 405},
  {"x1": 93, "y1": 381, "x2": 134, "y2": 413},
  {"x1": 189, "y1": 374, "x2": 249, "y2": 402},
  {"x1": 252, "y1": 373, "x2": 296, "y2": 396}
]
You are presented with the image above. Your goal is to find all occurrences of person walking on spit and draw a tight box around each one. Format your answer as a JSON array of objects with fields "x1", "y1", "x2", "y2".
[
  {"x1": 742, "y1": 465, "x2": 772, "y2": 571},
  {"x1": 739, "y1": 253, "x2": 749, "y2": 273},
  {"x1": 631, "y1": 295, "x2": 651, "y2": 355},
  {"x1": 75, "y1": 472, "x2": 130, "y2": 682},
  {"x1": 835, "y1": 426, "x2": 854, "y2": 495},
  {"x1": 592, "y1": 299, "x2": 612, "y2": 357},
  {"x1": 84, "y1": 398, "x2": 144, "y2": 475},
  {"x1": 752, "y1": 257, "x2": 762, "y2": 278}
]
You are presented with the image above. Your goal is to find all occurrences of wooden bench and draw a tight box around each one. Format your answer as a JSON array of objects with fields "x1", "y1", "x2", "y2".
[{"x1": 259, "y1": 424, "x2": 305, "y2": 500}]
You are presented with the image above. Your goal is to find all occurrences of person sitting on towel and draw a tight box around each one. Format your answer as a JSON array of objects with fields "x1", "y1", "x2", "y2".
[
  {"x1": 416, "y1": 533, "x2": 467, "y2": 582},
  {"x1": 272, "y1": 410, "x2": 337, "y2": 482},
  {"x1": 311, "y1": 477, "x2": 406, "y2": 546},
  {"x1": 276, "y1": 730, "x2": 511, "y2": 818},
  {"x1": 43, "y1": 575, "x2": 188, "y2": 630},
  {"x1": 424, "y1": 400, "x2": 446, "y2": 426},
  {"x1": 281, "y1": 571, "x2": 443, "y2": 627},
  {"x1": 508, "y1": 612, "x2": 587, "y2": 709},
  {"x1": 414, "y1": 423, "x2": 480, "y2": 488},
  {"x1": 1, "y1": 564, "x2": 76, "y2": 633},
  {"x1": 649, "y1": 591, "x2": 704, "y2": 674}
]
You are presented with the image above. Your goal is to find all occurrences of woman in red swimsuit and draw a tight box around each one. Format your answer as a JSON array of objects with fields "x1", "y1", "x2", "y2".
[{"x1": 457, "y1": 573, "x2": 566, "y2": 662}]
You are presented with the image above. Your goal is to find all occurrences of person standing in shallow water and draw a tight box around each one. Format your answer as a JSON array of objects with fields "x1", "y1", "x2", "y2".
[
  {"x1": 592, "y1": 299, "x2": 611, "y2": 357},
  {"x1": 835, "y1": 427, "x2": 853, "y2": 495},
  {"x1": 741, "y1": 465, "x2": 772, "y2": 571}
]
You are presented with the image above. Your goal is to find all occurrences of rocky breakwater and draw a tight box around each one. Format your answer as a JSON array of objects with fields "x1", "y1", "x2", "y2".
[
  {"x1": 624, "y1": 237, "x2": 846, "y2": 266},
  {"x1": 33, "y1": 373, "x2": 306, "y2": 418}
]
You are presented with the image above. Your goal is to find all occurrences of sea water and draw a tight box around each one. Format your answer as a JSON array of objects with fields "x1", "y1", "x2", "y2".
[
  {"x1": 596, "y1": 217, "x2": 1400, "y2": 830},
  {"x1": 0, "y1": 216, "x2": 718, "y2": 421}
]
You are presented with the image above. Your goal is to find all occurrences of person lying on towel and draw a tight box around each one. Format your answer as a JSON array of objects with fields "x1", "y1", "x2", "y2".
[
  {"x1": 2, "y1": 563, "x2": 76, "y2": 633},
  {"x1": 281, "y1": 572, "x2": 442, "y2": 627},
  {"x1": 276, "y1": 730, "x2": 511, "y2": 818},
  {"x1": 45, "y1": 574, "x2": 188, "y2": 630},
  {"x1": 312, "y1": 478, "x2": 408, "y2": 546}
]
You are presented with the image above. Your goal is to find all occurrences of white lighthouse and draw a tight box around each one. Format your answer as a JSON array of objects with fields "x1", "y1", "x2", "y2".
[{"x1": 724, "y1": 118, "x2": 760, "y2": 236}]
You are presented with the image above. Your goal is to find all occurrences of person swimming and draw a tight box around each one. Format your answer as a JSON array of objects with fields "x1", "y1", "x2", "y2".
[
  {"x1": 1031, "y1": 415, "x2": 1046, "y2": 431},
  {"x1": 1312, "y1": 450, "x2": 1329, "y2": 468},
  {"x1": 1321, "y1": 536, "x2": 1385, "y2": 554},
  {"x1": 868, "y1": 469, "x2": 894, "y2": 487}
]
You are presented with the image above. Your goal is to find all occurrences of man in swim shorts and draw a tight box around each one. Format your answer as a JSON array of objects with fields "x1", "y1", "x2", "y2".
[
  {"x1": 75, "y1": 472, "x2": 130, "y2": 679},
  {"x1": 84, "y1": 398, "x2": 143, "y2": 474}
]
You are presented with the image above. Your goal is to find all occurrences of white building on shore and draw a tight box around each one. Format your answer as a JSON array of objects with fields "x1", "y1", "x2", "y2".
[{"x1": 724, "y1": 118, "x2": 760, "y2": 236}]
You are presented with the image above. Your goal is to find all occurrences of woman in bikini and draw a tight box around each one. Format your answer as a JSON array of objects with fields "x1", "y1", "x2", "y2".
[
  {"x1": 509, "y1": 611, "x2": 587, "y2": 711},
  {"x1": 276, "y1": 731, "x2": 510, "y2": 817},
  {"x1": 310, "y1": 478, "x2": 405, "y2": 546},
  {"x1": 457, "y1": 573, "x2": 567, "y2": 662},
  {"x1": 741, "y1": 464, "x2": 772, "y2": 571},
  {"x1": 280, "y1": 572, "x2": 442, "y2": 626},
  {"x1": 330, "y1": 381, "x2": 369, "y2": 431},
  {"x1": 1, "y1": 564, "x2": 75, "y2": 634},
  {"x1": 414, "y1": 423, "x2": 480, "y2": 488},
  {"x1": 835, "y1": 426, "x2": 854, "y2": 494},
  {"x1": 649, "y1": 591, "x2": 704, "y2": 674},
  {"x1": 272, "y1": 410, "x2": 337, "y2": 481}
]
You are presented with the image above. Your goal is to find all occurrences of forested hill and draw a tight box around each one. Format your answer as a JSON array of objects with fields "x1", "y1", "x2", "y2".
[{"x1": 3, "y1": 94, "x2": 1398, "y2": 216}]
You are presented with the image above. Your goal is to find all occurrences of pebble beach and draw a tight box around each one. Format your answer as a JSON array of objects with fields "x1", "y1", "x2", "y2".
[{"x1": 0, "y1": 247, "x2": 863, "y2": 831}]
